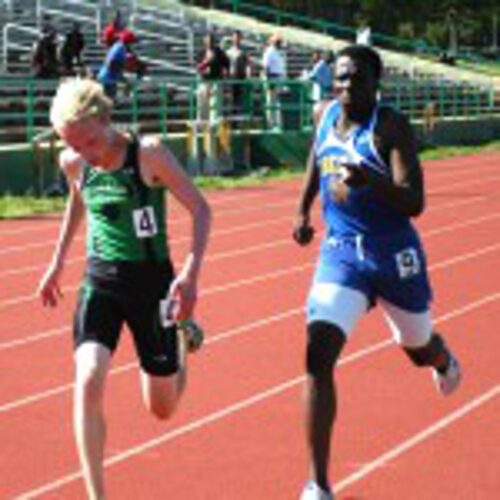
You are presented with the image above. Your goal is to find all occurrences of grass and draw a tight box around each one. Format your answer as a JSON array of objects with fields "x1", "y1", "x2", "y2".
[
  {"x1": 420, "y1": 140, "x2": 500, "y2": 160},
  {"x1": 0, "y1": 195, "x2": 66, "y2": 219},
  {"x1": 2, "y1": 140, "x2": 500, "y2": 219}
]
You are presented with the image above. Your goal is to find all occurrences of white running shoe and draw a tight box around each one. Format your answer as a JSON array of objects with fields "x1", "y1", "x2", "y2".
[
  {"x1": 433, "y1": 354, "x2": 462, "y2": 396},
  {"x1": 300, "y1": 481, "x2": 334, "y2": 500}
]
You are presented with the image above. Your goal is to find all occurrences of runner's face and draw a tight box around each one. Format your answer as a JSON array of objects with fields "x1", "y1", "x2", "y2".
[
  {"x1": 56, "y1": 116, "x2": 111, "y2": 166},
  {"x1": 334, "y1": 55, "x2": 377, "y2": 111}
]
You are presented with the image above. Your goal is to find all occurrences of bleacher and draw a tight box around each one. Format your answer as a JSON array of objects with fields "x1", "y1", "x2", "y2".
[{"x1": 0, "y1": 0, "x2": 497, "y2": 145}]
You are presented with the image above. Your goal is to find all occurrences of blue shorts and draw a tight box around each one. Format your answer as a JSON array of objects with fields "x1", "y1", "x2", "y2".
[{"x1": 311, "y1": 228, "x2": 432, "y2": 313}]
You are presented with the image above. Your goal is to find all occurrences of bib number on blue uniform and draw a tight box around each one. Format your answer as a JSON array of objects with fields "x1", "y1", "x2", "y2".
[
  {"x1": 133, "y1": 206, "x2": 158, "y2": 238},
  {"x1": 395, "y1": 247, "x2": 420, "y2": 279}
]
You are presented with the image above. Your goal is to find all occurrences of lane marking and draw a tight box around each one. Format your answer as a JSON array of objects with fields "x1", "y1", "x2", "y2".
[
  {"x1": 334, "y1": 385, "x2": 500, "y2": 494},
  {"x1": 13, "y1": 292, "x2": 500, "y2": 499}
]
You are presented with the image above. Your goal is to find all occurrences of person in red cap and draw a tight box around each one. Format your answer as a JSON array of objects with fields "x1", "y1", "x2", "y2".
[
  {"x1": 97, "y1": 28, "x2": 142, "y2": 99},
  {"x1": 101, "y1": 10, "x2": 124, "y2": 48}
]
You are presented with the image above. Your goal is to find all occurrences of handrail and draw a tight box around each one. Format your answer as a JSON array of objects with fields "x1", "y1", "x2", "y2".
[
  {"x1": 37, "y1": 1, "x2": 103, "y2": 39},
  {"x1": 37, "y1": 0, "x2": 102, "y2": 39},
  {"x1": 135, "y1": 3, "x2": 186, "y2": 23},
  {"x1": 0, "y1": 75, "x2": 496, "y2": 145},
  {"x1": 129, "y1": 13, "x2": 195, "y2": 64},
  {"x1": 2, "y1": 23, "x2": 40, "y2": 73},
  {"x1": 140, "y1": 55, "x2": 197, "y2": 78}
]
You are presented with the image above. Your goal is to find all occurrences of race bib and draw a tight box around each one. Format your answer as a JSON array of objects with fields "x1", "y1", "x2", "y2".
[
  {"x1": 395, "y1": 247, "x2": 421, "y2": 279},
  {"x1": 133, "y1": 206, "x2": 158, "y2": 238}
]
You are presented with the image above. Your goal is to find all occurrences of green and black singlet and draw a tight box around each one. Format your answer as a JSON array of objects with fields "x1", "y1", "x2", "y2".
[{"x1": 81, "y1": 135, "x2": 167, "y2": 265}]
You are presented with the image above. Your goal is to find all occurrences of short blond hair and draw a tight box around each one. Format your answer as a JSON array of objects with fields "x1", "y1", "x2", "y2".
[{"x1": 50, "y1": 78, "x2": 113, "y2": 128}]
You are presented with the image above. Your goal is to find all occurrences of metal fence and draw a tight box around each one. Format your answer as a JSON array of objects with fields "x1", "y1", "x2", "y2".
[{"x1": 0, "y1": 74, "x2": 496, "y2": 144}]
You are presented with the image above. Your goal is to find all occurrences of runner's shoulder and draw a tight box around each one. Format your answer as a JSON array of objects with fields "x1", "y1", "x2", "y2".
[{"x1": 59, "y1": 148, "x2": 84, "y2": 182}]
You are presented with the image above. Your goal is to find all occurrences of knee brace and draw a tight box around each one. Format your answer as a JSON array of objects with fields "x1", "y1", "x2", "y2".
[
  {"x1": 306, "y1": 321, "x2": 346, "y2": 377},
  {"x1": 403, "y1": 332, "x2": 446, "y2": 367}
]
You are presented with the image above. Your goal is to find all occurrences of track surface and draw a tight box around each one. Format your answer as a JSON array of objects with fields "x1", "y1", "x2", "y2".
[{"x1": 1, "y1": 152, "x2": 499, "y2": 499}]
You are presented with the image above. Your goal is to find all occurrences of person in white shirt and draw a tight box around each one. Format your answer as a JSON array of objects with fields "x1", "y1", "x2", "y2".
[{"x1": 261, "y1": 33, "x2": 286, "y2": 129}]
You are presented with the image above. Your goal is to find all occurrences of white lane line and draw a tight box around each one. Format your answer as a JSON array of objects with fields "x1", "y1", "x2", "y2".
[
  {"x1": 0, "y1": 196, "x2": 488, "y2": 278},
  {"x1": 2, "y1": 168, "x2": 498, "y2": 258},
  {"x1": 2, "y1": 222, "x2": 500, "y2": 349},
  {"x1": 0, "y1": 308, "x2": 304, "y2": 414},
  {"x1": 2, "y1": 194, "x2": 500, "y2": 310},
  {"x1": 0, "y1": 326, "x2": 70, "y2": 351},
  {"x1": 334, "y1": 384, "x2": 500, "y2": 494},
  {"x1": 421, "y1": 212, "x2": 500, "y2": 238},
  {"x1": 0, "y1": 215, "x2": 294, "y2": 278},
  {"x1": 0, "y1": 266, "x2": 311, "y2": 351},
  {"x1": 1, "y1": 153, "x2": 494, "y2": 238},
  {"x1": 13, "y1": 292, "x2": 500, "y2": 499},
  {"x1": 0, "y1": 188, "x2": 295, "y2": 237},
  {"x1": 0, "y1": 193, "x2": 489, "y2": 279},
  {"x1": 0, "y1": 199, "x2": 298, "y2": 257},
  {"x1": 0, "y1": 250, "x2": 312, "y2": 310},
  {"x1": 428, "y1": 172, "x2": 500, "y2": 195},
  {"x1": 3, "y1": 256, "x2": 499, "y2": 414}
]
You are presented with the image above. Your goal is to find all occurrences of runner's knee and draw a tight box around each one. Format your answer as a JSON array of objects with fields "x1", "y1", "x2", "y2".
[
  {"x1": 306, "y1": 321, "x2": 346, "y2": 377},
  {"x1": 142, "y1": 373, "x2": 182, "y2": 420},
  {"x1": 74, "y1": 344, "x2": 110, "y2": 409},
  {"x1": 75, "y1": 365, "x2": 107, "y2": 409}
]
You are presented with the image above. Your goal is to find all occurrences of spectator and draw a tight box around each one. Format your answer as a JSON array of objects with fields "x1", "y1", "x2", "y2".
[
  {"x1": 32, "y1": 30, "x2": 59, "y2": 78},
  {"x1": 356, "y1": 25, "x2": 372, "y2": 46},
  {"x1": 306, "y1": 50, "x2": 334, "y2": 110},
  {"x1": 262, "y1": 33, "x2": 286, "y2": 129},
  {"x1": 41, "y1": 14, "x2": 56, "y2": 39},
  {"x1": 196, "y1": 33, "x2": 229, "y2": 122},
  {"x1": 97, "y1": 29, "x2": 137, "y2": 99},
  {"x1": 226, "y1": 30, "x2": 251, "y2": 114},
  {"x1": 59, "y1": 22, "x2": 85, "y2": 76},
  {"x1": 101, "y1": 9, "x2": 125, "y2": 48}
]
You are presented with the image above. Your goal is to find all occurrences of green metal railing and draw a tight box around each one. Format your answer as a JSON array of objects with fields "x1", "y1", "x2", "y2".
[{"x1": 0, "y1": 75, "x2": 496, "y2": 145}]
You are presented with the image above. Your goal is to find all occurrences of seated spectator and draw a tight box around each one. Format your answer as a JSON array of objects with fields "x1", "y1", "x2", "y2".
[
  {"x1": 59, "y1": 22, "x2": 85, "y2": 76},
  {"x1": 32, "y1": 30, "x2": 59, "y2": 78}
]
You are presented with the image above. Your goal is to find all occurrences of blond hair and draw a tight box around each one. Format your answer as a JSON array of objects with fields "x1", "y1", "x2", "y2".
[{"x1": 50, "y1": 78, "x2": 113, "y2": 128}]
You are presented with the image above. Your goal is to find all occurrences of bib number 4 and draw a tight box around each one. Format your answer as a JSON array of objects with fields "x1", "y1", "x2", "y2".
[{"x1": 133, "y1": 206, "x2": 158, "y2": 238}]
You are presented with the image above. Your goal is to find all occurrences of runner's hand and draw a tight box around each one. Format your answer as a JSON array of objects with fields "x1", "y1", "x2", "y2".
[
  {"x1": 167, "y1": 274, "x2": 198, "y2": 321},
  {"x1": 340, "y1": 164, "x2": 368, "y2": 188},
  {"x1": 293, "y1": 218, "x2": 314, "y2": 246},
  {"x1": 37, "y1": 263, "x2": 63, "y2": 307}
]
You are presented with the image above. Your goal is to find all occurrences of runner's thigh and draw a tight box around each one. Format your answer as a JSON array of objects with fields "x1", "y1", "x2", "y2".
[{"x1": 307, "y1": 282, "x2": 369, "y2": 338}]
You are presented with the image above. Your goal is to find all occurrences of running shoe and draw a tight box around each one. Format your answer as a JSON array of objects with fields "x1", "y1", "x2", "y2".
[
  {"x1": 433, "y1": 353, "x2": 462, "y2": 396},
  {"x1": 300, "y1": 481, "x2": 334, "y2": 500}
]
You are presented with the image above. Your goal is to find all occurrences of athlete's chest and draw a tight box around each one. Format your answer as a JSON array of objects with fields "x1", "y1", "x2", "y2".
[{"x1": 83, "y1": 169, "x2": 136, "y2": 207}]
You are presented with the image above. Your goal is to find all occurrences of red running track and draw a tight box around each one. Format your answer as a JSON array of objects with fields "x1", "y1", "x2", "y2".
[{"x1": 0, "y1": 152, "x2": 499, "y2": 499}]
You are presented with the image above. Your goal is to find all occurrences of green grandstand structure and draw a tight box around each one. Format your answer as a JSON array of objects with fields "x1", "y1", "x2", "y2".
[{"x1": 0, "y1": 0, "x2": 499, "y2": 194}]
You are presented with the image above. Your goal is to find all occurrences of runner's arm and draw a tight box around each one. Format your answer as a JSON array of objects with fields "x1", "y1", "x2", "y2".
[
  {"x1": 293, "y1": 103, "x2": 327, "y2": 245},
  {"x1": 140, "y1": 138, "x2": 211, "y2": 318},
  {"x1": 38, "y1": 150, "x2": 85, "y2": 306},
  {"x1": 353, "y1": 108, "x2": 425, "y2": 217}
]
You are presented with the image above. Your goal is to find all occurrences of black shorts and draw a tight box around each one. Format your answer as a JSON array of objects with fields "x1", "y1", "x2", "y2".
[{"x1": 73, "y1": 258, "x2": 179, "y2": 376}]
